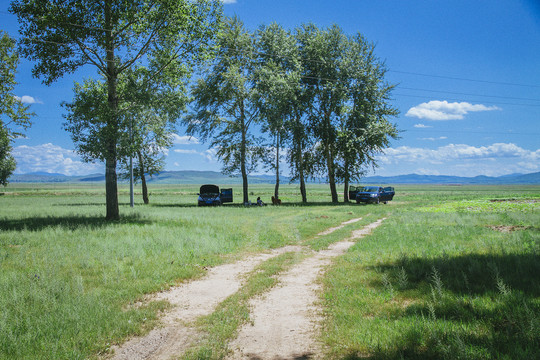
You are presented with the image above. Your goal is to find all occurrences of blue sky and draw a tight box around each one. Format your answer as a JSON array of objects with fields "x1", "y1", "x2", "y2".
[{"x1": 3, "y1": 0, "x2": 540, "y2": 177}]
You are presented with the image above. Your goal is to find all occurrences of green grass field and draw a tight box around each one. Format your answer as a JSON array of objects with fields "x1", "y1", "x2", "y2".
[{"x1": 0, "y1": 183, "x2": 538, "y2": 359}]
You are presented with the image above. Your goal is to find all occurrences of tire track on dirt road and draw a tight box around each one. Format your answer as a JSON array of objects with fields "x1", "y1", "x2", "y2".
[
  {"x1": 109, "y1": 217, "x2": 385, "y2": 360},
  {"x1": 110, "y1": 245, "x2": 303, "y2": 360},
  {"x1": 227, "y1": 218, "x2": 386, "y2": 360}
]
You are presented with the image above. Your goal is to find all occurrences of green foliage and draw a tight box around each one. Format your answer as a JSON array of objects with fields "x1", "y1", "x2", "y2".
[
  {"x1": 0, "y1": 31, "x2": 33, "y2": 186},
  {"x1": 185, "y1": 17, "x2": 265, "y2": 204},
  {"x1": 10, "y1": 0, "x2": 223, "y2": 219}
]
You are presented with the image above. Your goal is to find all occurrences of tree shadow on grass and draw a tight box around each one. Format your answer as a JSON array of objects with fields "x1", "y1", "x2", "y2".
[
  {"x1": 149, "y1": 201, "x2": 359, "y2": 208},
  {"x1": 372, "y1": 252, "x2": 540, "y2": 297},
  {"x1": 358, "y1": 252, "x2": 540, "y2": 359},
  {"x1": 53, "y1": 202, "x2": 149, "y2": 206},
  {"x1": 0, "y1": 214, "x2": 152, "y2": 232}
]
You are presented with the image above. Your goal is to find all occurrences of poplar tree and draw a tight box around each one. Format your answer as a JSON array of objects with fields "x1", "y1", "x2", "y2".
[
  {"x1": 0, "y1": 31, "x2": 32, "y2": 186},
  {"x1": 11, "y1": 0, "x2": 222, "y2": 219},
  {"x1": 186, "y1": 17, "x2": 264, "y2": 204}
]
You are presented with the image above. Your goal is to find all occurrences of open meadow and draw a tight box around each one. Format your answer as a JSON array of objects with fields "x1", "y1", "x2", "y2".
[{"x1": 0, "y1": 183, "x2": 538, "y2": 359}]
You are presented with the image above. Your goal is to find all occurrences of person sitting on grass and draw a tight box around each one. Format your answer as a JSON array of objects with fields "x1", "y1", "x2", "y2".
[{"x1": 257, "y1": 197, "x2": 265, "y2": 206}]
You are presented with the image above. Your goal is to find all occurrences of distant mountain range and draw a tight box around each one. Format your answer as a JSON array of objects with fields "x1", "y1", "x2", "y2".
[{"x1": 8, "y1": 170, "x2": 540, "y2": 185}]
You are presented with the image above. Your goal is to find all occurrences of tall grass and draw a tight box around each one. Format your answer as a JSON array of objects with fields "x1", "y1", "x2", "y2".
[
  {"x1": 0, "y1": 183, "x2": 370, "y2": 359},
  {"x1": 322, "y1": 190, "x2": 539, "y2": 359}
]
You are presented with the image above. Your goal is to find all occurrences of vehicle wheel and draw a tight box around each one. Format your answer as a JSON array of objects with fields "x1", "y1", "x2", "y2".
[
  {"x1": 384, "y1": 201, "x2": 387, "y2": 204},
  {"x1": 375, "y1": 198, "x2": 380, "y2": 204}
]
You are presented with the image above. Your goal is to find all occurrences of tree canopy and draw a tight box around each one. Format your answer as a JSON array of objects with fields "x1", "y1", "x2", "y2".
[
  {"x1": 185, "y1": 17, "x2": 265, "y2": 204},
  {"x1": 11, "y1": 0, "x2": 222, "y2": 218},
  {"x1": 0, "y1": 31, "x2": 33, "y2": 186}
]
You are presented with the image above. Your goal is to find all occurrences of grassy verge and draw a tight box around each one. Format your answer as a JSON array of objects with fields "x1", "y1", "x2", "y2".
[
  {"x1": 322, "y1": 193, "x2": 539, "y2": 359},
  {"x1": 182, "y1": 251, "x2": 306, "y2": 360},
  {"x1": 0, "y1": 183, "x2": 368, "y2": 359}
]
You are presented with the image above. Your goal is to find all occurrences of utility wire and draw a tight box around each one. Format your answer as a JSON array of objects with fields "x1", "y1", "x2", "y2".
[
  {"x1": 388, "y1": 70, "x2": 540, "y2": 89},
  {"x1": 5, "y1": 14, "x2": 540, "y2": 108},
  {"x1": 396, "y1": 86, "x2": 540, "y2": 102},
  {"x1": 393, "y1": 93, "x2": 540, "y2": 107}
]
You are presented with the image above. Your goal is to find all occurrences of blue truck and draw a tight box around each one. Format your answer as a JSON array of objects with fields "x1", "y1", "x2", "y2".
[{"x1": 355, "y1": 186, "x2": 395, "y2": 204}]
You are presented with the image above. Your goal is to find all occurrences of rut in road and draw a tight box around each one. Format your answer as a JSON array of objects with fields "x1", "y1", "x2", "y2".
[
  {"x1": 227, "y1": 218, "x2": 385, "y2": 360},
  {"x1": 110, "y1": 245, "x2": 303, "y2": 360},
  {"x1": 108, "y1": 217, "x2": 385, "y2": 360}
]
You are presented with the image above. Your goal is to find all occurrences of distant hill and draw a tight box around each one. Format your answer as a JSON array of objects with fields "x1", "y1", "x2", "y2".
[
  {"x1": 8, "y1": 170, "x2": 540, "y2": 185},
  {"x1": 361, "y1": 172, "x2": 540, "y2": 185}
]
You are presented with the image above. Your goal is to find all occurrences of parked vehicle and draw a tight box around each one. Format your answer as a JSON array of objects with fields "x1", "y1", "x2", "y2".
[
  {"x1": 348, "y1": 185, "x2": 361, "y2": 201},
  {"x1": 356, "y1": 186, "x2": 395, "y2": 204},
  {"x1": 197, "y1": 184, "x2": 233, "y2": 206}
]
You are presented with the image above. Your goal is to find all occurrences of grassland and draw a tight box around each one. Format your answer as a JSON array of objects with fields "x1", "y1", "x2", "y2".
[{"x1": 0, "y1": 182, "x2": 538, "y2": 359}]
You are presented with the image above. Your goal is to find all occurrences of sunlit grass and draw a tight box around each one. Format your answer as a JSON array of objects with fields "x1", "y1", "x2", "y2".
[
  {"x1": 1, "y1": 183, "x2": 538, "y2": 359},
  {"x1": 0, "y1": 183, "x2": 370, "y2": 359},
  {"x1": 322, "y1": 194, "x2": 540, "y2": 359}
]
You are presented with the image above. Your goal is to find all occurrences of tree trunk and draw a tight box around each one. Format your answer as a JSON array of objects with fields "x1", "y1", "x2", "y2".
[
  {"x1": 240, "y1": 104, "x2": 249, "y2": 204},
  {"x1": 296, "y1": 139, "x2": 307, "y2": 203},
  {"x1": 325, "y1": 142, "x2": 338, "y2": 203},
  {"x1": 104, "y1": 0, "x2": 119, "y2": 220},
  {"x1": 274, "y1": 133, "x2": 280, "y2": 199},
  {"x1": 343, "y1": 158, "x2": 350, "y2": 203},
  {"x1": 293, "y1": 115, "x2": 307, "y2": 203},
  {"x1": 137, "y1": 150, "x2": 149, "y2": 204},
  {"x1": 105, "y1": 149, "x2": 119, "y2": 220}
]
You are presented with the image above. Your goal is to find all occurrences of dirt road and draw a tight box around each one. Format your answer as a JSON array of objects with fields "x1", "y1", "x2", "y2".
[{"x1": 109, "y1": 218, "x2": 385, "y2": 360}]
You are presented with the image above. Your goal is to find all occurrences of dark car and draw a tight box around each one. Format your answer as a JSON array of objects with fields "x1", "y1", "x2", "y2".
[
  {"x1": 356, "y1": 186, "x2": 395, "y2": 204},
  {"x1": 197, "y1": 184, "x2": 233, "y2": 206},
  {"x1": 348, "y1": 185, "x2": 361, "y2": 201}
]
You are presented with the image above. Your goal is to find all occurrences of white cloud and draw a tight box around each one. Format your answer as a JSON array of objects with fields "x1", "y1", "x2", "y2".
[
  {"x1": 203, "y1": 148, "x2": 218, "y2": 162},
  {"x1": 221, "y1": 0, "x2": 237, "y2": 4},
  {"x1": 420, "y1": 136, "x2": 448, "y2": 141},
  {"x1": 174, "y1": 149, "x2": 199, "y2": 154},
  {"x1": 170, "y1": 133, "x2": 199, "y2": 145},
  {"x1": 414, "y1": 123, "x2": 432, "y2": 128},
  {"x1": 406, "y1": 100, "x2": 500, "y2": 121},
  {"x1": 377, "y1": 142, "x2": 540, "y2": 176},
  {"x1": 172, "y1": 147, "x2": 219, "y2": 162},
  {"x1": 12, "y1": 143, "x2": 102, "y2": 176},
  {"x1": 14, "y1": 95, "x2": 43, "y2": 104}
]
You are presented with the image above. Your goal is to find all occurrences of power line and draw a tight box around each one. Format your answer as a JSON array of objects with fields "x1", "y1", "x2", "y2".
[
  {"x1": 406, "y1": 129, "x2": 540, "y2": 136},
  {"x1": 393, "y1": 93, "x2": 540, "y2": 107},
  {"x1": 3, "y1": 9, "x2": 540, "y2": 90},
  {"x1": 5, "y1": 15, "x2": 540, "y2": 108},
  {"x1": 396, "y1": 86, "x2": 540, "y2": 102},
  {"x1": 389, "y1": 70, "x2": 540, "y2": 89}
]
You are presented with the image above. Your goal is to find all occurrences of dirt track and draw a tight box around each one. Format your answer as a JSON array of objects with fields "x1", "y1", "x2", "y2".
[{"x1": 109, "y1": 218, "x2": 385, "y2": 360}]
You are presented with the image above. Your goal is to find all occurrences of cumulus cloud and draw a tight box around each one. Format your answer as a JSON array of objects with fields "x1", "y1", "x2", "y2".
[
  {"x1": 414, "y1": 123, "x2": 432, "y2": 128},
  {"x1": 406, "y1": 100, "x2": 500, "y2": 120},
  {"x1": 420, "y1": 136, "x2": 447, "y2": 141},
  {"x1": 173, "y1": 149, "x2": 199, "y2": 154},
  {"x1": 12, "y1": 143, "x2": 102, "y2": 176},
  {"x1": 172, "y1": 147, "x2": 218, "y2": 162},
  {"x1": 377, "y1": 142, "x2": 539, "y2": 176},
  {"x1": 14, "y1": 95, "x2": 43, "y2": 104},
  {"x1": 170, "y1": 133, "x2": 199, "y2": 145}
]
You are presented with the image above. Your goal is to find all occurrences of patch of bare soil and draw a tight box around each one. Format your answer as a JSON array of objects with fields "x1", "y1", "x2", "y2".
[
  {"x1": 487, "y1": 225, "x2": 531, "y2": 233},
  {"x1": 227, "y1": 218, "x2": 386, "y2": 360},
  {"x1": 109, "y1": 245, "x2": 303, "y2": 360}
]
